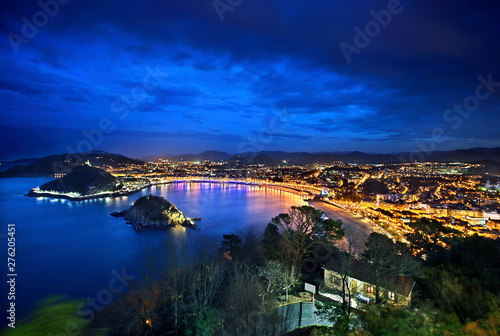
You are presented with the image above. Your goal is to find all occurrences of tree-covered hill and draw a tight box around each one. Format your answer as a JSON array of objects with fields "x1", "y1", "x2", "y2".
[
  {"x1": 112, "y1": 195, "x2": 196, "y2": 232},
  {"x1": 39, "y1": 165, "x2": 119, "y2": 195},
  {"x1": 0, "y1": 151, "x2": 143, "y2": 177}
]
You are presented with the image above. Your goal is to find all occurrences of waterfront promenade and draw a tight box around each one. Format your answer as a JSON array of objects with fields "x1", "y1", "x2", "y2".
[{"x1": 309, "y1": 200, "x2": 375, "y2": 249}]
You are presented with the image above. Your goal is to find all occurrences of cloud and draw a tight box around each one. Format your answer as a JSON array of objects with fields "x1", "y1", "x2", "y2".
[{"x1": 1, "y1": 0, "x2": 499, "y2": 159}]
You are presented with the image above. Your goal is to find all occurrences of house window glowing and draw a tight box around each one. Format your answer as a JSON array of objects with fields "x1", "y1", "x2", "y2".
[{"x1": 366, "y1": 285, "x2": 374, "y2": 294}]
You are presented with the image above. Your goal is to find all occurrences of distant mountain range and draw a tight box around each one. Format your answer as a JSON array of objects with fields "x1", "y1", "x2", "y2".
[
  {"x1": 0, "y1": 157, "x2": 40, "y2": 172},
  {"x1": 1, "y1": 147, "x2": 499, "y2": 177},
  {"x1": 156, "y1": 147, "x2": 500, "y2": 165}
]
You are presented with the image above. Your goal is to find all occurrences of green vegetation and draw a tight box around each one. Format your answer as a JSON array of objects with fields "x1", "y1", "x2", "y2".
[
  {"x1": 270, "y1": 205, "x2": 344, "y2": 300},
  {"x1": 405, "y1": 218, "x2": 463, "y2": 257},
  {"x1": 0, "y1": 151, "x2": 143, "y2": 177},
  {"x1": 81, "y1": 205, "x2": 345, "y2": 335},
  {"x1": 361, "y1": 233, "x2": 420, "y2": 304},
  {"x1": 1, "y1": 296, "x2": 95, "y2": 336},
  {"x1": 362, "y1": 179, "x2": 389, "y2": 196},
  {"x1": 39, "y1": 166, "x2": 119, "y2": 195},
  {"x1": 114, "y1": 195, "x2": 196, "y2": 231},
  {"x1": 270, "y1": 205, "x2": 344, "y2": 267},
  {"x1": 6, "y1": 207, "x2": 499, "y2": 335},
  {"x1": 308, "y1": 232, "x2": 500, "y2": 335},
  {"x1": 220, "y1": 233, "x2": 242, "y2": 256},
  {"x1": 422, "y1": 234, "x2": 500, "y2": 323},
  {"x1": 284, "y1": 325, "x2": 337, "y2": 336}
]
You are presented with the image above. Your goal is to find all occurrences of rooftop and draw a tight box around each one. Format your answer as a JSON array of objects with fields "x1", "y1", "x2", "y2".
[{"x1": 324, "y1": 258, "x2": 415, "y2": 297}]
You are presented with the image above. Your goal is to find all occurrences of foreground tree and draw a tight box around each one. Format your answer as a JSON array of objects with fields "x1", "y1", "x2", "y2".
[
  {"x1": 361, "y1": 233, "x2": 397, "y2": 304},
  {"x1": 258, "y1": 260, "x2": 286, "y2": 306},
  {"x1": 271, "y1": 205, "x2": 344, "y2": 266},
  {"x1": 359, "y1": 305, "x2": 447, "y2": 336},
  {"x1": 424, "y1": 234, "x2": 500, "y2": 322},
  {"x1": 405, "y1": 218, "x2": 462, "y2": 257},
  {"x1": 221, "y1": 259, "x2": 264, "y2": 335},
  {"x1": 220, "y1": 233, "x2": 242, "y2": 259},
  {"x1": 337, "y1": 227, "x2": 366, "y2": 315},
  {"x1": 361, "y1": 233, "x2": 420, "y2": 304},
  {"x1": 262, "y1": 223, "x2": 282, "y2": 260},
  {"x1": 188, "y1": 255, "x2": 226, "y2": 320},
  {"x1": 270, "y1": 206, "x2": 344, "y2": 302}
]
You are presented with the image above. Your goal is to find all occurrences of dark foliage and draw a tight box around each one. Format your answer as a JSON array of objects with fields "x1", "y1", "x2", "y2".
[{"x1": 40, "y1": 166, "x2": 118, "y2": 195}]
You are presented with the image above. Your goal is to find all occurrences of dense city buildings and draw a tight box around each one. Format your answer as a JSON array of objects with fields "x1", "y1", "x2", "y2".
[{"x1": 95, "y1": 158, "x2": 500, "y2": 250}]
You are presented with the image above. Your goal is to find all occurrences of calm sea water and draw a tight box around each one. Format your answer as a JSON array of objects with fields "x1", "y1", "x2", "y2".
[{"x1": 0, "y1": 177, "x2": 307, "y2": 319}]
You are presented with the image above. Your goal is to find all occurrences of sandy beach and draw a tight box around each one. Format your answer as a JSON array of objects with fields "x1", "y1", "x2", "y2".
[{"x1": 309, "y1": 200, "x2": 375, "y2": 243}]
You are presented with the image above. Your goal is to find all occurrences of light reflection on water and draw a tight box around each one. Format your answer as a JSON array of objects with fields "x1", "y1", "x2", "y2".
[{"x1": 0, "y1": 178, "x2": 306, "y2": 319}]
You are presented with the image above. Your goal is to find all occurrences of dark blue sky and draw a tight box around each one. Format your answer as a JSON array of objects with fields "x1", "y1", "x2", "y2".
[{"x1": 1, "y1": 0, "x2": 499, "y2": 160}]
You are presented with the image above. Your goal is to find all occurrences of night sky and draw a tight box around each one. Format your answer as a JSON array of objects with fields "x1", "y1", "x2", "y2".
[{"x1": 1, "y1": 0, "x2": 499, "y2": 160}]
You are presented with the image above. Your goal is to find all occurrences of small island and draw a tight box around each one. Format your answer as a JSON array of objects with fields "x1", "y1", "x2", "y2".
[
  {"x1": 111, "y1": 195, "x2": 198, "y2": 232},
  {"x1": 26, "y1": 165, "x2": 149, "y2": 200}
]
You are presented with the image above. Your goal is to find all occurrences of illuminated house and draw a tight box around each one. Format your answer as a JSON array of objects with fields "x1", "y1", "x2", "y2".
[{"x1": 323, "y1": 259, "x2": 415, "y2": 308}]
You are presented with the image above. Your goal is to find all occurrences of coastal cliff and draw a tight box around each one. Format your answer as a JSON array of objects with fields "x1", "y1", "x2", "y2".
[{"x1": 111, "y1": 195, "x2": 197, "y2": 232}]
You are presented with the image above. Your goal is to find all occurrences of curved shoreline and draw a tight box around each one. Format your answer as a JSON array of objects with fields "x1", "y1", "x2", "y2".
[
  {"x1": 25, "y1": 179, "x2": 372, "y2": 242},
  {"x1": 26, "y1": 179, "x2": 313, "y2": 201},
  {"x1": 308, "y1": 199, "x2": 375, "y2": 238},
  {"x1": 158, "y1": 180, "x2": 312, "y2": 196}
]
